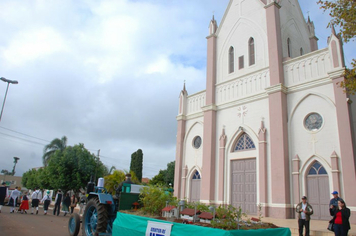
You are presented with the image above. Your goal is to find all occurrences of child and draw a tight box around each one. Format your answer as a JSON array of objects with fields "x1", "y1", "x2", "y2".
[
  {"x1": 41, "y1": 190, "x2": 52, "y2": 215},
  {"x1": 18, "y1": 192, "x2": 29, "y2": 214}
]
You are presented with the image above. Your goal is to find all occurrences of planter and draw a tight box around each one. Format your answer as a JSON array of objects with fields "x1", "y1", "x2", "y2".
[{"x1": 113, "y1": 212, "x2": 291, "y2": 236}]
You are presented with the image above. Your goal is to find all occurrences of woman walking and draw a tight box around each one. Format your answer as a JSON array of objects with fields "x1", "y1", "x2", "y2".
[
  {"x1": 70, "y1": 194, "x2": 77, "y2": 215},
  {"x1": 62, "y1": 193, "x2": 71, "y2": 216},
  {"x1": 18, "y1": 192, "x2": 29, "y2": 214},
  {"x1": 330, "y1": 200, "x2": 351, "y2": 236}
]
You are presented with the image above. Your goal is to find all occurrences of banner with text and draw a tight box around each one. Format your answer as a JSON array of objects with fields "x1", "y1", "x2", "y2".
[{"x1": 146, "y1": 221, "x2": 172, "y2": 236}]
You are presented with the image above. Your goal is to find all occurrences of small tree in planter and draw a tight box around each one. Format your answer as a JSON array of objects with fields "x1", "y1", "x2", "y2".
[{"x1": 211, "y1": 205, "x2": 247, "y2": 230}]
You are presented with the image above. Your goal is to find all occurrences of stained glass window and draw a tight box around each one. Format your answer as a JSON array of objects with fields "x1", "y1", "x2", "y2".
[
  {"x1": 193, "y1": 136, "x2": 202, "y2": 149},
  {"x1": 308, "y1": 161, "x2": 327, "y2": 175},
  {"x1": 234, "y1": 133, "x2": 256, "y2": 151},
  {"x1": 193, "y1": 170, "x2": 201, "y2": 179}
]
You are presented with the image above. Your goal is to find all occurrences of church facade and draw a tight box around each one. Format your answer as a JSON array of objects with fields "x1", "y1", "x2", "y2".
[{"x1": 174, "y1": 0, "x2": 356, "y2": 222}]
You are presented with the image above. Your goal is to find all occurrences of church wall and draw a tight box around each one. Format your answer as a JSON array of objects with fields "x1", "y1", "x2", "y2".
[
  {"x1": 279, "y1": 0, "x2": 311, "y2": 58},
  {"x1": 287, "y1": 84, "x2": 341, "y2": 204},
  {"x1": 182, "y1": 117, "x2": 204, "y2": 200},
  {"x1": 216, "y1": 0, "x2": 268, "y2": 84},
  {"x1": 214, "y1": 97, "x2": 270, "y2": 204}
]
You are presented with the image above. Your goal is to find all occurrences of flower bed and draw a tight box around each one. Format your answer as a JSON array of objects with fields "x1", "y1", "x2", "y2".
[{"x1": 113, "y1": 212, "x2": 291, "y2": 236}]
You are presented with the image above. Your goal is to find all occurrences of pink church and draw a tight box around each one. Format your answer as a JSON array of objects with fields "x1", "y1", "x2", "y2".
[{"x1": 174, "y1": 0, "x2": 356, "y2": 223}]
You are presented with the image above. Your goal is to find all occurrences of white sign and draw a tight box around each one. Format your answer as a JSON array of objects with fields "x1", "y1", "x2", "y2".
[{"x1": 146, "y1": 221, "x2": 173, "y2": 236}]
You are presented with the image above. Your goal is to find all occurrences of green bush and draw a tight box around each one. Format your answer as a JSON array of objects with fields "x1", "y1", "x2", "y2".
[
  {"x1": 211, "y1": 205, "x2": 246, "y2": 230},
  {"x1": 139, "y1": 184, "x2": 177, "y2": 216}
]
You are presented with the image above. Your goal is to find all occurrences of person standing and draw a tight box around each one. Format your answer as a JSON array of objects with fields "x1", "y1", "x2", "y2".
[
  {"x1": 62, "y1": 193, "x2": 71, "y2": 216},
  {"x1": 31, "y1": 187, "x2": 42, "y2": 215},
  {"x1": 53, "y1": 189, "x2": 63, "y2": 216},
  {"x1": 41, "y1": 190, "x2": 52, "y2": 215},
  {"x1": 18, "y1": 192, "x2": 29, "y2": 214},
  {"x1": 70, "y1": 194, "x2": 77, "y2": 215},
  {"x1": 9, "y1": 187, "x2": 21, "y2": 213},
  {"x1": 0, "y1": 182, "x2": 8, "y2": 213},
  {"x1": 330, "y1": 200, "x2": 351, "y2": 236},
  {"x1": 330, "y1": 191, "x2": 343, "y2": 216},
  {"x1": 78, "y1": 191, "x2": 86, "y2": 215},
  {"x1": 296, "y1": 196, "x2": 313, "y2": 236}
]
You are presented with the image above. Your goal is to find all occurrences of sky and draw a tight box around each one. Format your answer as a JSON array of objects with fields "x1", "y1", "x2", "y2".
[{"x1": 0, "y1": 0, "x2": 355, "y2": 180}]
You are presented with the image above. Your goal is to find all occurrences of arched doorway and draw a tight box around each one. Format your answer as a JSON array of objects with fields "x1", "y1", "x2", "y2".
[
  {"x1": 306, "y1": 161, "x2": 330, "y2": 220},
  {"x1": 190, "y1": 170, "x2": 201, "y2": 202},
  {"x1": 230, "y1": 133, "x2": 257, "y2": 214}
]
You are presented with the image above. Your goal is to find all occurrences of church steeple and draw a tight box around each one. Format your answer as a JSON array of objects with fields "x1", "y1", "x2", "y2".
[
  {"x1": 307, "y1": 16, "x2": 318, "y2": 52},
  {"x1": 209, "y1": 15, "x2": 218, "y2": 35}
]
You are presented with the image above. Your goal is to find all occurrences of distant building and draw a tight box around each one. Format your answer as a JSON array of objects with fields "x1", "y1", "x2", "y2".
[
  {"x1": 141, "y1": 178, "x2": 150, "y2": 184},
  {"x1": 0, "y1": 175, "x2": 23, "y2": 190}
]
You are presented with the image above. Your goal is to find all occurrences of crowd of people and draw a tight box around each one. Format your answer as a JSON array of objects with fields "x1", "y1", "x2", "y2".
[
  {"x1": 0, "y1": 182, "x2": 85, "y2": 217},
  {"x1": 296, "y1": 190, "x2": 351, "y2": 236}
]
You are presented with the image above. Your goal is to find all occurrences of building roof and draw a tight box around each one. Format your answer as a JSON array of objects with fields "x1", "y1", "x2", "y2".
[
  {"x1": 180, "y1": 208, "x2": 201, "y2": 216},
  {"x1": 162, "y1": 206, "x2": 176, "y2": 212},
  {"x1": 141, "y1": 178, "x2": 150, "y2": 184},
  {"x1": 198, "y1": 212, "x2": 214, "y2": 220}
]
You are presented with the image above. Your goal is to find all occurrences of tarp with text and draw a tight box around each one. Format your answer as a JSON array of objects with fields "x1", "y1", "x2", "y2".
[{"x1": 112, "y1": 212, "x2": 291, "y2": 236}]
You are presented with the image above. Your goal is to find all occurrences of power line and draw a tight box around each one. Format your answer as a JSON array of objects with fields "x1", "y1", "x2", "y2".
[
  {"x1": 0, "y1": 126, "x2": 51, "y2": 142},
  {"x1": 0, "y1": 131, "x2": 47, "y2": 146}
]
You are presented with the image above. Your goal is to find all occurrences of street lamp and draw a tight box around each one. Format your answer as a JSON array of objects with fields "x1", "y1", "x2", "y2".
[{"x1": 0, "y1": 77, "x2": 19, "y2": 122}]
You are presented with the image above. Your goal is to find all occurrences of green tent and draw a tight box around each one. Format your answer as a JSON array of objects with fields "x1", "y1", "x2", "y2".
[{"x1": 113, "y1": 212, "x2": 291, "y2": 236}]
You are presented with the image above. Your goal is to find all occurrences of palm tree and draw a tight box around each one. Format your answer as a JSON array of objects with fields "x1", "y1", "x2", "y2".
[{"x1": 42, "y1": 136, "x2": 67, "y2": 166}]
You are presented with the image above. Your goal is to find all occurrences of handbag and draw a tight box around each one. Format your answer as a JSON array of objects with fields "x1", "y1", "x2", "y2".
[{"x1": 327, "y1": 222, "x2": 334, "y2": 231}]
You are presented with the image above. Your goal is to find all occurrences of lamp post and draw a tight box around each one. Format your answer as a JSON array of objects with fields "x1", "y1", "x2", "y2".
[{"x1": 0, "y1": 77, "x2": 19, "y2": 122}]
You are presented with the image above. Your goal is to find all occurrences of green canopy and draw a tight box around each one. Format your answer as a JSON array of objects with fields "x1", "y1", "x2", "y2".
[{"x1": 113, "y1": 212, "x2": 291, "y2": 236}]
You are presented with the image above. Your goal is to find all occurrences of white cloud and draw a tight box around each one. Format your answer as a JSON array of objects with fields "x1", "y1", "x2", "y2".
[{"x1": 2, "y1": 27, "x2": 68, "y2": 66}]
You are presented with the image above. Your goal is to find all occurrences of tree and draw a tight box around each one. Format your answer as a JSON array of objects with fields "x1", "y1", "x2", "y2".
[
  {"x1": 130, "y1": 149, "x2": 143, "y2": 182},
  {"x1": 46, "y1": 144, "x2": 107, "y2": 194},
  {"x1": 318, "y1": 0, "x2": 356, "y2": 93},
  {"x1": 165, "y1": 161, "x2": 175, "y2": 187},
  {"x1": 149, "y1": 161, "x2": 175, "y2": 187},
  {"x1": 42, "y1": 136, "x2": 67, "y2": 166},
  {"x1": 104, "y1": 170, "x2": 139, "y2": 194}
]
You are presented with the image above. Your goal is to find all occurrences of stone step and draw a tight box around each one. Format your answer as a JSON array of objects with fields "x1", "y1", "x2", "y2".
[{"x1": 290, "y1": 227, "x2": 335, "y2": 236}]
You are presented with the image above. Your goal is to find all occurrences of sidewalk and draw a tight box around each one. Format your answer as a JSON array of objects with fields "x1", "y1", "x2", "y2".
[{"x1": 261, "y1": 216, "x2": 356, "y2": 236}]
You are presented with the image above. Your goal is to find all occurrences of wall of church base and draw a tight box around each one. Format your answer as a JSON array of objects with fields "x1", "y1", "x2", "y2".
[{"x1": 266, "y1": 206, "x2": 294, "y2": 219}]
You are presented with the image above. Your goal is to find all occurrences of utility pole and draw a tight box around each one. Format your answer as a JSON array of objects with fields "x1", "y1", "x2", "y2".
[{"x1": 94, "y1": 149, "x2": 100, "y2": 182}]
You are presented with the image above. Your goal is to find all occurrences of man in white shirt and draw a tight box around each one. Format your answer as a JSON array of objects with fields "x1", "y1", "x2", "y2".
[
  {"x1": 31, "y1": 187, "x2": 42, "y2": 215},
  {"x1": 9, "y1": 186, "x2": 21, "y2": 213},
  {"x1": 0, "y1": 182, "x2": 8, "y2": 213},
  {"x1": 41, "y1": 190, "x2": 52, "y2": 215}
]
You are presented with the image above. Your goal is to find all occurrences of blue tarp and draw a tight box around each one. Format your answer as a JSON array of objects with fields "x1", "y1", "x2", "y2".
[{"x1": 112, "y1": 212, "x2": 291, "y2": 236}]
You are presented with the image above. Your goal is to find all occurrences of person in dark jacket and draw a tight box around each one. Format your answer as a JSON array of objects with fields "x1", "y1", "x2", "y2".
[
  {"x1": 53, "y1": 189, "x2": 63, "y2": 216},
  {"x1": 330, "y1": 191, "x2": 343, "y2": 216},
  {"x1": 0, "y1": 182, "x2": 8, "y2": 213},
  {"x1": 62, "y1": 193, "x2": 71, "y2": 216},
  {"x1": 330, "y1": 200, "x2": 351, "y2": 236}
]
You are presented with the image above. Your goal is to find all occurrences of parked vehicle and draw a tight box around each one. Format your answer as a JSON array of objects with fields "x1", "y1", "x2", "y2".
[{"x1": 68, "y1": 177, "x2": 143, "y2": 236}]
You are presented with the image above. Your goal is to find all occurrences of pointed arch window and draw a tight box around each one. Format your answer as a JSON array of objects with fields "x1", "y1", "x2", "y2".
[
  {"x1": 192, "y1": 170, "x2": 201, "y2": 179},
  {"x1": 249, "y1": 37, "x2": 255, "y2": 66},
  {"x1": 229, "y1": 46, "x2": 234, "y2": 73},
  {"x1": 300, "y1": 48, "x2": 303, "y2": 56},
  {"x1": 287, "y1": 38, "x2": 292, "y2": 57},
  {"x1": 234, "y1": 133, "x2": 256, "y2": 151},
  {"x1": 308, "y1": 161, "x2": 327, "y2": 175}
]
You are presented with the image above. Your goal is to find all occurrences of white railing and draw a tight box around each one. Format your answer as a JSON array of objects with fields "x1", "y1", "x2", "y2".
[
  {"x1": 216, "y1": 68, "x2": 270, "y2": 105},
  {"x1": 283, "y1": 49, "x2": 331, "y2": 87},
  {"x1": 187, "y1": 91, "x2": 206, "y2": 115}
]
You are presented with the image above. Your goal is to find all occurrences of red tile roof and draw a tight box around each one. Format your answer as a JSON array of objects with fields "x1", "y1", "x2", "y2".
[
  {"x1": 162, "y1": 206, "x2": 176, "y2": 212},
  {"x1": 180, "y1": 208, "x2": 201, "y2": 216},
  {"x1": 198, "y1": 212, "x2": 213, "y2": 220}
]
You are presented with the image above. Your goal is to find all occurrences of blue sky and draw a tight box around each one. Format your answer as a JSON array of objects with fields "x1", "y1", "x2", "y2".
[{"x1": 0, "y1": 0, "x2": 354, "y2": 179}]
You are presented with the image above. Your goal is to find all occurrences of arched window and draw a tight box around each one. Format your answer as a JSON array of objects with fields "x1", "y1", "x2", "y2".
[
  {"x1": 308, "y1": 162, "x2": 327, "y2": 175},
  {"x1": 300, "y1": 47, "x2": 303, "y2": 56},
  {"x1": 234, "y1": 133, "x2": 256, "y2": 151},
  {"x1": 192, "y1": 170, "x2": 201, "y2": 179},
  {"x1": 287, "y1": 38, "x2": 292, "y2": 57},
  {"x1": 229, "y1": 46, "x2": 234, "y2": 73},
  {"x1": 249, "y1": 37, "x2": 255, "y2": 66}
]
